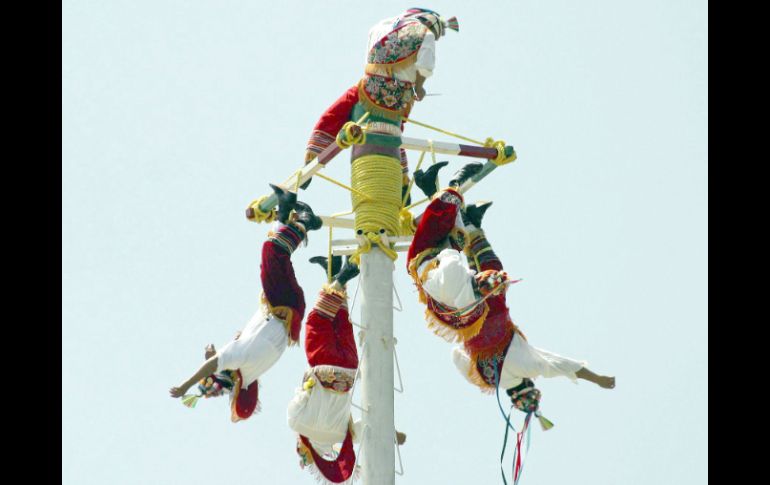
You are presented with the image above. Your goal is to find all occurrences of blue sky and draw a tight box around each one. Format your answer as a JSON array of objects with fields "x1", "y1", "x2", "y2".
[{"x1": 62, "y1": 1, "x2": 707, "y2": 484}]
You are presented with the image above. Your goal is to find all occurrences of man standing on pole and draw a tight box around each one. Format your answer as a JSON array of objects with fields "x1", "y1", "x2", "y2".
[{"x1": 303, "y1": 8, "x2": 459, "y2": 195}]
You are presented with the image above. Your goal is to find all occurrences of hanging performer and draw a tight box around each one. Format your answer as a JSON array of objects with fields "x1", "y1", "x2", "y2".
[
  {"x1": 302, "y1": 8, "x2": 459, "y2": 195},
  {"x1": 287, "y1": 256, "x2": 407, "y2": 484},
  {"x1": 407, "y1": 162, "x2": 616, "y2": 399},
  {"x1": 169, "y1": 185, "x2": 323, "y2": 422},
  {"x1": 287, "y1": 256, "x2": 362, "y2": 484}
]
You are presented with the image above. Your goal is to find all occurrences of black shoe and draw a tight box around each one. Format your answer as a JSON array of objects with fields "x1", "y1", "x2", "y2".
[
  {"x1": 462, "y1": 201, "x2": 493, "y2": 228},
  {"x1": 449, "y1": 162, "x2": 484, "y2": 188},
  {"x1": 334, "y1": 257, "x2": 360, "y2": 286},
  {"x1": 309, "y1": 255, "x2": 342, "y2": 278},
  {"x1": 413, "y1": 161, "x2": 449, "y2": 198},
  {"x1": 293, "y1": 201, "x2": 323, "y2": 231},
  {"x1": 270, "y1": 184, "x2": 297, "y2": 224}
]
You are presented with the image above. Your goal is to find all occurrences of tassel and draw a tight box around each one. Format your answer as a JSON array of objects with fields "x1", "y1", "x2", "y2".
[
  {"x1": 445, "y1": 16, "x2": 459, "y2": 32},
  {"x1": 536, "y1": 412, "x2": 554, "y2": 431},
  {"x1": 181, "y1": 394, "x2": 200, "y2": 408}
]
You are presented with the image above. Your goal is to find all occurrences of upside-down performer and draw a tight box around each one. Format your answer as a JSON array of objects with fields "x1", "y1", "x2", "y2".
[
  {"x1": 406, "y1": 162, "x2": 616, "y2": 402},
  {"x1": 169, "y1": 186, "x2": 323, "y2": 421},
  {"x1": 302, "y1": 8, "x2": 459, "y2": 195},
  {"x1": 287, "y1": 256, "x2": 363, "y2": 484}
]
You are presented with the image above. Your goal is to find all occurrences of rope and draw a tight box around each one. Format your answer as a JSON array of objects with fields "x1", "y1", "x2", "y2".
[
  {"x1": 293, "y1": 168, "x2": 303, "y2": 193},
  {"x1": 429, "y1": 139, "x2": 437, "y2": 165},
  {"x1": 483, "y1": 137, "x2": 518, "y2": 166},
  {"x1": 350, "y1": 231, "x2": 399, "y2": 264},
  {"x1": 331, "y1": 209, "x2": 355, "y2": 218},
  {"x1": 405, "y1": 196, "x2": 430, "y2": 211},
  {"x1": 392, "y1": 282, "x2": 403, "y2": 312},
  {"x1": 327, "y1": 226, "x2": 333, "y2": 283},
  {"x1": 314, "y1": 172, "x2": 371, "y2": 200},
  {"x1": 350, "y1": 281, "x2": 360, "y2": 316},
  {"x1": 425, "y1": 278, "x2": 519, "y2": 319},
  {"x1": 348, "y1": 154, "x2": 403, "y2": 263},
  {"x1": 398, "y1": 141, "x2": 435, "y2": 235},
  {"x1": 403, "y1": 116, "x2": 516, "y2": 166},
  {"x1": 402, "y1": 116, "x2": 487, "y2": 146},
  {"x1": 355, "y1": 111, "x2": 371, "y2": 126},
  {"x1": 393, "y1": 340, "x2": 404, "y2": 393},
  {"x1": 335, "y1": 121, "x2": 367, "y2": 149},
  {"x1": 401, "y1": 151, "x2": 426, "y2": 207},
  {"x1": 398, "y1": 207, "x2": 416, "y2": 236},
  {"x1": 246, "y1": 195, "x2": 276, "y2": 223}
]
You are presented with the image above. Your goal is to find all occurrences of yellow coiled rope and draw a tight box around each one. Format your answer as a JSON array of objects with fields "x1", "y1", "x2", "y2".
[{"x1": 349, "y1": 154, "x2": 403, "y2": 262}]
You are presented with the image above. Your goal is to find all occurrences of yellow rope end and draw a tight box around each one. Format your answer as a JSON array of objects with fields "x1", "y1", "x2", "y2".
[
  {"x1": 485, "y1": 138, "x2": 517, "y2": 166},
  {"x1": 247, "y1": 195, "x2": 276, "y2": 223},
  {"x1": 366, "y1": 232, "x2": 399, "y2": 261},
  {"x1": 349, "y1": 231, "x2": 398, "y2": 263},
  {"x1": 335, "y1": 121, "x2": 367, "y2": 149}
]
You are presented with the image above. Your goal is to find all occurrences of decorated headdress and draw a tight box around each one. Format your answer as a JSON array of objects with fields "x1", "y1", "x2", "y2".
[
  {"x1": 180, "y1": 371, "x2": 236, "y2": 408},
  {"x1": 506, "y1": 378, "x2": 554, "y2": 430},
  {"x1": 180, "y1": 369, "x2": 261, "y2": 422},
  {"x1": 402, "y1": 8, "x2": 459, "y2": 37},
  {"x1": 499, "y1": 378, "x2": 555, "y2": 484}
]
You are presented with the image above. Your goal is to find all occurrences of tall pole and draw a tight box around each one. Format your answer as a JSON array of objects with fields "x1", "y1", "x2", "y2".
[{"x1": 359, "y1": 247, "x2": 396, "y2": 485}]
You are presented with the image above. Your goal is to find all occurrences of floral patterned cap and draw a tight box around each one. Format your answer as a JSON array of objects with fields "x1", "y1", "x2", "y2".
[{"x1": 506, "y1": 378, "x2": 541, "y2": 414}]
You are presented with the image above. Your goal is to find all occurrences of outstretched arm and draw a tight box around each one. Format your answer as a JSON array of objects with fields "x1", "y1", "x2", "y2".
[
  {"x1": 169, "y1": 355, "x2": 219, "y2": 398},
  {"x1": 306, "y1": 85, "x2": 359, "y2": 158}
]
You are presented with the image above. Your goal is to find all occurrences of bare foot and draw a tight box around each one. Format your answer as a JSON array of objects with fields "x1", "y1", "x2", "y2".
[
  {"x1": 204, "y1": 344, "x2": 216, "y2": 359},
  {"x1": 396, "y1": 431, "x2": 407, "y2": 445},
  {"x1": 576, "y1": 367, "x2": 616, "y2": 389},
  {"x1": 597, "y1": 376, "x2": 616, "y2": 389},
  {"x1": 169, "y1": 386, "x2": 188, "y2": 398}
]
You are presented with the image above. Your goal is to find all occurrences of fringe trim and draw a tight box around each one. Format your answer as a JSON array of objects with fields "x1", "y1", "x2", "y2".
[
  {"x1": 297, "y1": 430, "x2": 358, "y2": 485},
  {"x1": 464, "y1": 324, "x2": 528, "y2": 394},
  {"x1": 465, "y1": 366, "x2": 497, "y2": 394},
  {"x1": 407, "y1": 248, "x2": 440, "y2": 289},
  {"x1": 303, "y1": 462, "x2": 360, "y2": 485},
  {"x1": 321, "y1": 284, "x2": 348, "y2": 300},
  {"x1": 424, "y1": 303, "x2": 488, "y2": 344},
  {"x1": 229, "y1": 375, "x2": 263, "y2": 422},
  {"x1": 409, "y1": 247, "x2": 489, "y2": 343}
]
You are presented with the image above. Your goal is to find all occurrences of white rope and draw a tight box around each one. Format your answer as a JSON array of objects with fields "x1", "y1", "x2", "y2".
[
  {"x1": 392, "y1": 282, "x2": 403, "y2": 312},
  {"x1": 393, "y1": 338, "x2": 404, "y2": 394},
  {"x1": 350, "y1": 340, "x2": 367, "y2": 413},
  {"x1": 354, "y1": 425, "x2": 369, "y2": 481}
]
